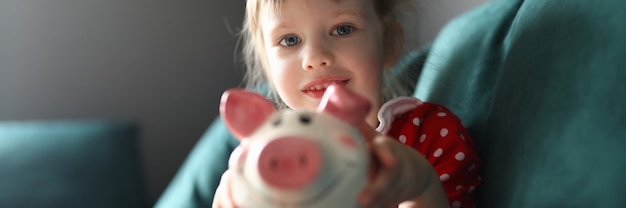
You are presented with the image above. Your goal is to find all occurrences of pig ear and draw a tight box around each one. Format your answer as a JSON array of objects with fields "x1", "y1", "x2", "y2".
[
  {"x1": 220, "y1": 89, "x2": 276, "y2": 140},
  {"x1": 317, "y1": 84, "x2": 371, "y2": 126}
]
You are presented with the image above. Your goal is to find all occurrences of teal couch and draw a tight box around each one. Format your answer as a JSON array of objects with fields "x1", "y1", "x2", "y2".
[
  {"x1": 157, "y1": 0, "x2": 626, "y2": 207},
  {"x1": 0, "y1": 120, "x2": 147, "y2": 208}
]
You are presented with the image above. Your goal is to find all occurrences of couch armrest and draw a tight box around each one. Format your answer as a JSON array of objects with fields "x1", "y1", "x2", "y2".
[{"x1": 0, "y1": 120, "x2": 146, "y2": 208}]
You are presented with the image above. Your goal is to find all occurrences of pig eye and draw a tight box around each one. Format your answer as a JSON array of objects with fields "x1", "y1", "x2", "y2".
[
  {"x1": 299, "y1": 113, "x2": 312, "y2": 125},
  {"x1": 272, "y1": 117, "x2": 282, "y2": 127}
]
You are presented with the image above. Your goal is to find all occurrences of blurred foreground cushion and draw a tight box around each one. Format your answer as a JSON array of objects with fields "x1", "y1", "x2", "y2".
[{"x1": 0, "y1": 120, "x2": 146, "y2": 208}]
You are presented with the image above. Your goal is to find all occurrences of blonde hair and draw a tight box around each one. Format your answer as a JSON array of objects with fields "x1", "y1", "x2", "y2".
[{"x1": 238, "y1": 0, "x2": 419, "y2": 109}]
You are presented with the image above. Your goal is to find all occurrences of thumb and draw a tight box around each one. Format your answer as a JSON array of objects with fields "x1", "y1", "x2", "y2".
[
  {"x1": 358, "y1": 122, "x2": 379, "y2": 143},
  {"x1": 214, "y1": 170, "x2": 238, "y2": 208}
]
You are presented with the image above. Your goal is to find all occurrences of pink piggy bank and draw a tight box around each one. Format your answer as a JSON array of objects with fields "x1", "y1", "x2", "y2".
[{"x1": 220, "y1": 84, "x2": 371, "y2": 208}]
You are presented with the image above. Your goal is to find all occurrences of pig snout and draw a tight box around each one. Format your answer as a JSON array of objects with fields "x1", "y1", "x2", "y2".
[{"x1": 257, "y1": 136, "x2": 322, "y2": 190}]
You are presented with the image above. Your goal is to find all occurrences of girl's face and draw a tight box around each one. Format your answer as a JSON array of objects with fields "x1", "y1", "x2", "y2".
[{"x1": 261, "y1": 0, "x2": 392, "y2": 123}]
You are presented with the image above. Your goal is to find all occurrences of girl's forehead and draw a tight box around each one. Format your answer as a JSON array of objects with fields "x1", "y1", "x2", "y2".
[
  {"x1": 260, "y1": 0, "x2": 372, "y2": 16},
  {"x1": 258, "y1": 0, "x2": 376, "y2": 26}
]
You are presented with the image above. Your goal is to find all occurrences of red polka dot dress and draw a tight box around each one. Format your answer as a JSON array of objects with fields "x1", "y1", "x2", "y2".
[{"x1": 376, "y1": 97, "x2": 481, "y2": 208}]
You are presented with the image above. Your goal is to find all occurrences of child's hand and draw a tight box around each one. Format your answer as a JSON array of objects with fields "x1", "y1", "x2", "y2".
[
  {"x1": 212, "y1": 169, "x2": 238, "y2": 208},
  {"x1": 213, "y1": 140, "x2": 249, "y2": 208},
  {"x1": 358, "y1": 123, "x2": 449, "y2": 208}
]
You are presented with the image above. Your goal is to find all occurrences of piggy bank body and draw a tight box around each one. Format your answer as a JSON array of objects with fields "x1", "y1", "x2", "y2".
[{"x1": 220, "y1": 85, "x2": 370, "y2": 208}]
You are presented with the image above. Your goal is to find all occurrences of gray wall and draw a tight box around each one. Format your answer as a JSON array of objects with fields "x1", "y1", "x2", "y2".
[
  {"x1": 0, "y1": 0, "x2": 487, "y2": 205},
  {"x1": 415, "y1": 0, "x2": 491, "y2": 45}
]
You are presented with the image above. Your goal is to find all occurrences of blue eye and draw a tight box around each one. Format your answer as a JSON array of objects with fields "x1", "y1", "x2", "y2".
[
  {"x1": 332, "y1": 25, "x2": 354, "y2": 36},
  {"x1": 280, "y1": 35, "x2": 300, "y2": 47}
]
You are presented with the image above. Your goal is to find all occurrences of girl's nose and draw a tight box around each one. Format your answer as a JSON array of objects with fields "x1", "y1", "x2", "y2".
[{"x1": 301, "y1": 44, "x2": 334, "y2": 71}]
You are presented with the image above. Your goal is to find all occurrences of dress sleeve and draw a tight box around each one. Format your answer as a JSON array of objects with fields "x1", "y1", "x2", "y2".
[{"x1": 386, "y1": 102, "x2": 481, "y2": 208}]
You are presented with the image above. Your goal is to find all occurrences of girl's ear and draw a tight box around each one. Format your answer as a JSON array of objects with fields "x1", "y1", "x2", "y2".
[{"x1": 383, "y1": 18, "x2": 405, "y2": 69}]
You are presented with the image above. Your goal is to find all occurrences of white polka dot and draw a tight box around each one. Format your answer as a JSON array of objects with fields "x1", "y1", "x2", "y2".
[
  {"x1": 455, "y1": 152, "x2": 466, "y2": 161},
  {"x1": 468, "y1": 186, "x2": 476, "y2": 194},
  {"x1": 468, "y1": 164, "x2": 475, "y2": 171},
  {"x1": 419, "y1": 134, "x2": 427, "y2": 143},
  {"x1": 433, "y1": 148, "x2": 443, "y2": 157},
  {"x1": 437, "y1": 112, "x2": 447, "y2": 117},
  {"x1": 460, "y1": 134, "x2": 466, "y2": 141},
  {"x1": 440, "y1": 128, "x2": 448, "y2": 137},
  {"x1": 456, "y1": 185, "x2": 463, "y2": 190},
  {"x1": 452, "y1": 201, "x2": 461, "y2": 208},
  {"x1": 412, "y1": 117, "x2": 420, "y2": 126},
  {"x1": 399, "y1": 135, "x2": 407, "y2": 143},
  {"x1": 439, "y1": 174, "x2": 450, "y2": 182}
]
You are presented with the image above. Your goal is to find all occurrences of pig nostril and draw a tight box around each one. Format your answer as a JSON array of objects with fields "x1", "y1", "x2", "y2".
[
  {"x1": 269, "y1": 158, "x2": 278, "y2": 170},
  {"x1": 299, "y1": 154, "x2": 307, "y2": 167}
]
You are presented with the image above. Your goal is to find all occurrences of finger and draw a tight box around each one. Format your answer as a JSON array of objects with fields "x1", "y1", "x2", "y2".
[
  {"x1": 239, "y1": 138, "x2": 250, "y2": 147},
  {"x1": 213, "y1": 185, "x2": 226, "y2": 208},
  {"x1": 370, "y1": 135, "x2": 396, "y2": 168},
  {"x1": 388, "y1": 145, "x2": 433, "y2": 204},
  {"x1": 214, "y1": 176, "x2": 231, "y2": 208},
  {"x1": 359, "y1": 136, "x2": 399, "y2": 207},
  {"x1": 398, "y1": 201, "x2": 419, "y2": 208},
  {"x1": 359, "y1": 168, "x2": 397, "y2": 208},
  {"x1": 228, "y1": 140, "x2": 250, "y2": 169},
  {"x1": 358, "y1": 122, "x2": 379, "y2": 142},
  {"x1": 217, "y1": 170, "x2": 236, "y2": 208}
]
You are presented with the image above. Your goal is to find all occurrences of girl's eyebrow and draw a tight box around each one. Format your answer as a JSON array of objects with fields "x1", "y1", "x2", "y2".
[
  {"x1": 264, "y1": 10, "x2": 363, "y2": 38},
  {"x1": 331, "y1": 10, "x2": 363, "y2": 18},
  {"x1": 265, "y1": 23, "x2": 294, "y2": 44},
  {"x1": 263, "y1": 14, "x2": 293, "y2": 36},
  {"x1": 266, "y1": 22, "x2": 293, "y2": 37}
]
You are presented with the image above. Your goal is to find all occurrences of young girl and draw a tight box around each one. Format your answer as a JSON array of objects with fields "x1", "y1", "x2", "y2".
[{"x1": 214, "y1": 0, "x2": 481, "y2": 207}]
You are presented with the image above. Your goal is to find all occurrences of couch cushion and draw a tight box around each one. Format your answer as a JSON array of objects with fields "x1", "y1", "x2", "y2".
[
  {"x1": 414, "y1": 0, "x2": 626, "y2": 207},
  {"x1": 155, "y1": 118, "x2": 239, "y2": 208},
  {"x1": 0, "y1": 120, "x2": 146, "y2": 208}
]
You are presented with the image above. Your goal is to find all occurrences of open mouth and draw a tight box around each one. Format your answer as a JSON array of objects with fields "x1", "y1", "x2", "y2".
[{"x1": 302, "y1": 79, "x2": 349, "y2": 99}]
